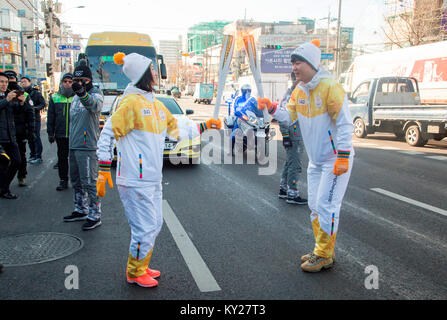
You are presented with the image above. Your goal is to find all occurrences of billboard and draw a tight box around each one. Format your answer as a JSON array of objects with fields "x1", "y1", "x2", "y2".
[{"x1": 260, "y1": 48, "x2": 294, "y2": 73}]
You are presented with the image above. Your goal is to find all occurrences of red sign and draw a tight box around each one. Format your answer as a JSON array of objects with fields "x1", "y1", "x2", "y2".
[
  {"x1": 0, "y1": 41, "x2": 13, "y2": 53},
  {"x1": 410, "y1": 57, "x2": 447, "y2": 83}
]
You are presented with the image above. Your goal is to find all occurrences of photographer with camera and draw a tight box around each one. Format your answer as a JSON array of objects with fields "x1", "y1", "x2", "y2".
[
  {"x1": 4, "y1": 72, "x2": 35, "y2": 187},
  {"x1": 21, "y1": 76, "x2": 46, "y2": 164},
  {"x1": 0, "y1": 72, "x2": 26, "y2": 199}
]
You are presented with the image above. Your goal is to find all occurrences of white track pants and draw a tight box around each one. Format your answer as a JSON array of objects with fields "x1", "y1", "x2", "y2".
[
  {"x1": 307, "y1": 155, "x2": 353, "y2": 258},
  {"x1": 117, "y1": 183, "x2": 163, "y2": 277}
]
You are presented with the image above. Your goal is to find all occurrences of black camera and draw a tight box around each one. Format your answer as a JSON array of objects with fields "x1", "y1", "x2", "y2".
[{"x1": 7, "y1": 82, "x2": 25, "y2": 102}]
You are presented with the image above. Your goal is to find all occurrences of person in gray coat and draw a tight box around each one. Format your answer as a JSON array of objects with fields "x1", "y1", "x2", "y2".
[
  {"x1": 278, "y1": 72, "x2": 307, "y2": 205},
  {"x1": 63, "y1": 60, "x2": 104, "y2": 231}
]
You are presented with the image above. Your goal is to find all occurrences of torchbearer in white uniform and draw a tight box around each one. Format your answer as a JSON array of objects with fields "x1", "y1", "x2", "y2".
[
  {"x1": 96, "y1": 52, "x2": 221, "y2": 287},
  {"x1": 258, "y1": 40, "x2": 354, "y2": 273}
]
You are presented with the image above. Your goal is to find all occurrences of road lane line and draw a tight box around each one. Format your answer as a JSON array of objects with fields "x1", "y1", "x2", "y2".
[
  {"x1": 162, "y1": 200, "x2": 221, "y2": 292},
  {"x1": 425, "y1": 155, "x2": 447, "y2": 161},
  {"x1": 377, "y1": 146, "x2": 399, "y2": 150},
  {"x1": 26, "y1": 157, "x2": 56, "y2": 190},
  {"x1": 399, "y1": 150, "x2": 424, "y2": 155},
  {"x1": 371, "y1": 188, "x2": 447, "y2": 217},
  {"x1": 353, "y1": 142, "x2": 377, "y2": 146}
]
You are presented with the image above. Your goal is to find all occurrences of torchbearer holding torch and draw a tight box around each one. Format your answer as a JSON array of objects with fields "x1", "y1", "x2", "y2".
[
  {"x1": 258, "y1": 39, "x2": 354, "y2": 273},
  {"x1": 96, "y1": 52, "x2": 220, "y2": 288}
]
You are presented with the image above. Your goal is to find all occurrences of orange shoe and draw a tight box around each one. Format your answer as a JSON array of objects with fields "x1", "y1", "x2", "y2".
[
  {"x1": 147, "y1": 268, "x2": 161, "y2": 278},
  {"x1": 127, "y1": 273, "x2": 158, "y2": 287},
  {"x1": 126, "y1": 268, "x2": 161, "y2": 278}
]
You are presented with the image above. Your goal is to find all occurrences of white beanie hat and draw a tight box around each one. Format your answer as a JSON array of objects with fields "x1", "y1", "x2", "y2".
[
  {"x1": 113, "y1": 52, "x2": 152, "y2": 85},
  {"x1": 291, "y1": 39, "x2": 321, "y2": 71}
]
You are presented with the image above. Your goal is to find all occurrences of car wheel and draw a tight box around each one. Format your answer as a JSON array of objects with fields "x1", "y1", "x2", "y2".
[
  {"x1": 405, "y1": 125, "x2": 427, "y2": 147},
  {"x1": 354, "y1": 118, "x2": 367, "y2": 138}
]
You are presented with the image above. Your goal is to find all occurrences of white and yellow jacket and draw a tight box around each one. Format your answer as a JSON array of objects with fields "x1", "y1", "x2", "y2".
[
  {"x1": 97, "y1": 85, "x2": 201, "y2": 187},
  {"x1": 272, "y1": 69, "x2": 354, "y2": 165}
]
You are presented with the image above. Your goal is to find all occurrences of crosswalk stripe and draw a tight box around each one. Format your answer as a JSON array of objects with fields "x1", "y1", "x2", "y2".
[{"x1": 371, "y1": 188, "x2": 447, "y2": 218}]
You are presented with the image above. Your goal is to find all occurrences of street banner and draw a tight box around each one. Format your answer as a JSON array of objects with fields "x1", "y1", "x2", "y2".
[
  {"x1": 243, "y1": 34, "x2": 270, "y2": 121},
  {"x1": 213, "y1": 34, "x2": 235, "y2": 119}
]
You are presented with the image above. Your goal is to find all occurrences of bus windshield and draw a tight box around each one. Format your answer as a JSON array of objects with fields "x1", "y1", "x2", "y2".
[{"x1": 85, "y1": 45, "x2": 157, "y2": 93}]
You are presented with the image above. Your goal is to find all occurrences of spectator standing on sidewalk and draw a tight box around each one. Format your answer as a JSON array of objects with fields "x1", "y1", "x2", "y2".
[
  {"x1": 63, "y1": 60, "x2": 104, "y2": 231},
  {"x1": 21, "y1": 76, "x2": 46, "y2": 164},
  {"x1": 11, "y1": 76, "x2": 34, "y2": 187},
  {"x1": 0, "y1": 72, "x2": 26, "y2": 199},
  {"x1": 47, "y1": 73, "x2": 74, "y2": 191}
]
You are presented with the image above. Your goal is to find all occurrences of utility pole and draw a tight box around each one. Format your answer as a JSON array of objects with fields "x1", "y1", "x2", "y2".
[
  {"x1": 326, "y1": 8, "x2": 330, "y2": 68},
  {"x1": 19, "y1": 31, "x2": 25, "y2": 76},
  {"x1": 34, "y1": 0, "x2": 40, "y2": 78},
  {"x1": 1, "y1": 32, "x2": 5, "y2": 71},
  {"x1": 48, "y1": 0, "x2": 55, "y2": 89},
  {"x1": 335, "y1": 0, "x2": 342, "y2": 79}
]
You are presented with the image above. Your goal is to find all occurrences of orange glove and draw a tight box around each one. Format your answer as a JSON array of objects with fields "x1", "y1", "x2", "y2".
[
  {"x1": 257, "y1": 98, "x2": 276, "y2": 114},
  {"x1": 97, "y1": 161, "x2": 113, "y2": 197},
  {"x1": 333, "y1": 150, "x2": 350, "y2": 176},
  {"x1": 198, "y1": 118, "x2": 222, "y2": 133}
]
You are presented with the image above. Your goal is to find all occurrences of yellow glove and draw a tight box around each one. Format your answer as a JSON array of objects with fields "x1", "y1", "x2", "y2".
[
  {"x1": 333, "y1": 150, "x2": 350, "y2": 176},
  {"x1": 97, "y1": 161, "x2": 113, "y2": 198},
  {"x1": 198, "y1": 118, "x2": 222, "y2": 133}
]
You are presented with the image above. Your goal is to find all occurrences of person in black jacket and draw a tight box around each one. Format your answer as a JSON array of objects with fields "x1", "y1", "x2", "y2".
[
  {"x1": 0, "y1": 72, "x2": 25, "y2": 199},
  {"x1": 47, "y1": 73, "x2": 74, "y2": 191},
  {"x1": 21, "y1": 76, "x2": 46, "y2": 164},
  {"x1": 11, "y1": 79, "x2": 34, "y2": 187}
]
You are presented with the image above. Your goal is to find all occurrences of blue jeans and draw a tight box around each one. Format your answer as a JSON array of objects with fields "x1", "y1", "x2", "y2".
[{"x1": 29, "y1": 121, "x2": 43, "y2": 159}]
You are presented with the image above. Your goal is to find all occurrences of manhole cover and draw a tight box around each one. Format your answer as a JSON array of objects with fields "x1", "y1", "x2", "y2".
[{"x1": 0, "y1": 232, "x2": 83, "y2": 267}]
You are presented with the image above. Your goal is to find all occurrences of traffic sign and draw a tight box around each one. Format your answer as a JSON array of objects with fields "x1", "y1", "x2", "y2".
[
  {"x1": 58, "y1": 44, "x2": 81, "y2": 51},
  {"x1": 57, "y1": 52, "x2": 71, "y2": 58},
  {"x1": 321, "y1": 53, "x2": 334, "y2": 60}
]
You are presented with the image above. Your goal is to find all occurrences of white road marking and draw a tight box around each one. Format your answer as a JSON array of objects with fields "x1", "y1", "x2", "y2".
[
  {"x1": 26, "y1": 157, "x2": 55, "y2": 190},
  {"x1": 371, "y1": 188, "x2": 447, "y2": 218},
  {"x1": 377, "y1": 146, "x2": 399, "y2": 150},
  {"x1": 353, "y1": 142, "x2": 377, "y2": 146},
  {"x1": 399, "y1": 150, "x2": 424, "y2": 155},
  {"x1": 425, "y1": 155, "x2": 447, "y2": 161},
  {"x1": 162, "y1": 200, "x2": 221, "y2": 292}
]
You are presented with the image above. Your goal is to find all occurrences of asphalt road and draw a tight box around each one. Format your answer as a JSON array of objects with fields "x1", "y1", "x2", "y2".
[{"x1": 0, "y1": 97, "x2": 446, "y2": 300}]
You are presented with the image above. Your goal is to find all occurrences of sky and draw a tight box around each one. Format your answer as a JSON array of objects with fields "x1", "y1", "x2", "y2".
[{"x1": 57, "y1": 0, "x2": 386, "y2": 51}]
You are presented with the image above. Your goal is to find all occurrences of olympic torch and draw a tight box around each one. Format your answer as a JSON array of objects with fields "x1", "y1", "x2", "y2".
[
  {"x1": 213, "y1": 34, "x2": 235, "y2": 119},
  {"x1": 243, "y1": 34, "x2": 270, "y2": 121}
]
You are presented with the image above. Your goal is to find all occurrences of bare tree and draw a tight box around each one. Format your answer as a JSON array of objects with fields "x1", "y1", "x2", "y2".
[{"x1": 383, "y1": 0, "x2": 443, "y2": 48}]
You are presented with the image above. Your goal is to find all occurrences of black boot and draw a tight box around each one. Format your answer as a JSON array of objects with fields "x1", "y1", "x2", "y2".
[{"x1": 56, "y1": 180, "x2": 68, "y2": 191}]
